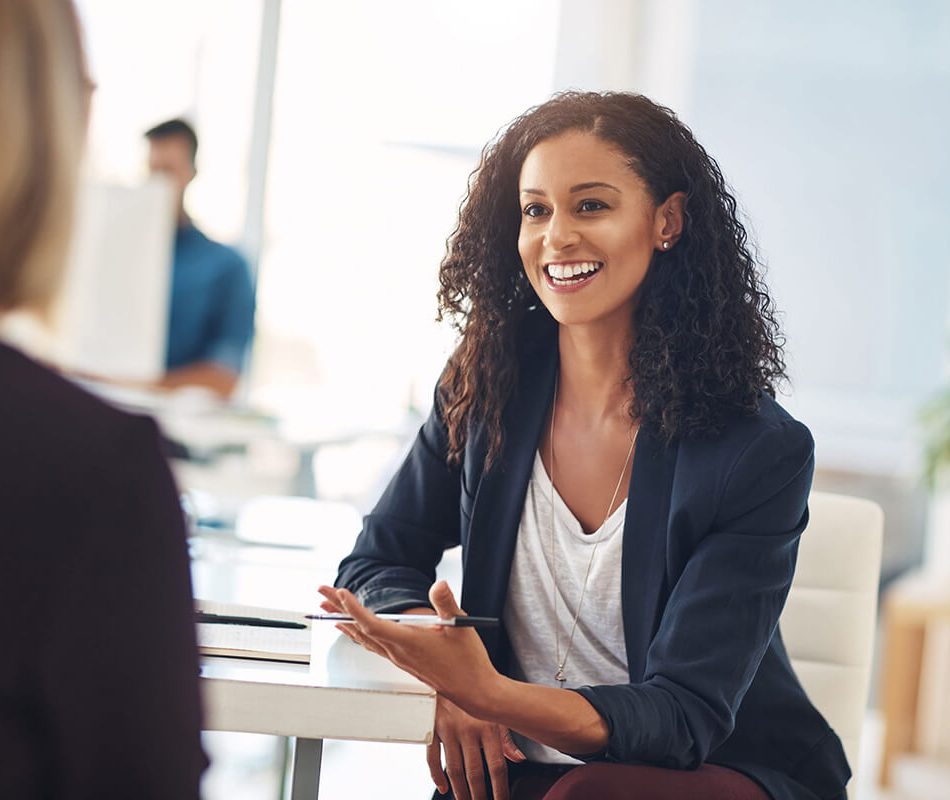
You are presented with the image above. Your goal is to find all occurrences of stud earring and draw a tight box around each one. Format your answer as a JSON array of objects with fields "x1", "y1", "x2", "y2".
[{"x1": 661, "y1": 241, "x2": 670, "y2": 250}]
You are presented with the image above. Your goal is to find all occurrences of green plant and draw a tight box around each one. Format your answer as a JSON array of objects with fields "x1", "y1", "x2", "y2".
[{"x1": 921, "y1": 387, "x2": 950, "y2": 489}]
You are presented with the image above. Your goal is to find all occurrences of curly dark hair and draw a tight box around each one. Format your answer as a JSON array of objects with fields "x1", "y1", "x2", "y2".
[{"x1": 437, "y1": 91, "x2": 787, "y2": 467}]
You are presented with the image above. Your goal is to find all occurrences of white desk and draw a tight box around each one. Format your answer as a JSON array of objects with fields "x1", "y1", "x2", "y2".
[{"x1": 200, "y1": 625, "x2": 436, "y2": 799}]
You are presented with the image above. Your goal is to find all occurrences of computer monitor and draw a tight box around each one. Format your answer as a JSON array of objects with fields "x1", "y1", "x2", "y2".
[{"x1": 51, "y1": 177, "x2": 175, "y2": 381}]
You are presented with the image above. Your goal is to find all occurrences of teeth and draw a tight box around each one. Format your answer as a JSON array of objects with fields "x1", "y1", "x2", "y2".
[{"x1": 546, "y1": 261, "x2": 601, "y2": 280}]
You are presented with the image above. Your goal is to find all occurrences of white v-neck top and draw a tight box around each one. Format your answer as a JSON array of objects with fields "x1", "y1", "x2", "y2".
[{"x1": 502, "y1": 452, "x2": 630, "y2": 764}]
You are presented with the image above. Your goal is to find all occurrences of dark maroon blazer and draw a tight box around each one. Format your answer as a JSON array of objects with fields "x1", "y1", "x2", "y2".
[
  {"x1": 0, "y1": 342, "x2": 206, "y2": 798},
  {"x1": 337, "y1": 308, "x2": 850, "y2": 800}
]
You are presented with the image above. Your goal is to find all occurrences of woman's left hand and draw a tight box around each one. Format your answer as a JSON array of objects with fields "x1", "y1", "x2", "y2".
[{"x1": 317, "y1": 581, "x2": 500, "y2": 716}]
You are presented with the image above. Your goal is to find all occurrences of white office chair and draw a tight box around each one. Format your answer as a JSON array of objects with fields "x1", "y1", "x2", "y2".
[{"x1": 780, "y1": 491, "x2": 884, "y2": 789}]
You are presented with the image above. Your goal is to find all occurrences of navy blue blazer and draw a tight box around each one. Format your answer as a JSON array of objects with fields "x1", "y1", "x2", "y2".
[{"x1": 337, "y1": 311, "x2": 850, "y2": 800}]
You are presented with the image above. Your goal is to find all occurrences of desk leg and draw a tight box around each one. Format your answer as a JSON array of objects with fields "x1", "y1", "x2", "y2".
[
  {"x1": 292, "y1": 446, "x2": 318, "y2": 498},
  {"x1": 290, "y1": 737, "x2": 323, "y2": 800}
]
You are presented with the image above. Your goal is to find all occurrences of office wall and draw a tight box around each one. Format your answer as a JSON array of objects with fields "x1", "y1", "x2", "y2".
[{"x1": 684, "y1": 1, "x2": 950, "y2": 477}]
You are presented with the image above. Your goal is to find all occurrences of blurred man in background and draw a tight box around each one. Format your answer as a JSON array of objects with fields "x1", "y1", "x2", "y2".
[{"x1": 146, "y1": 118, "x2": 255, "y2": 399}]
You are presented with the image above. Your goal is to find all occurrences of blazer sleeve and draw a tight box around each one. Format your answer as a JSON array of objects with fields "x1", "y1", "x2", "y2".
[
  {"x1": 40, "y1": 415, "x2": 207, "y2": 798},
  {"x1": 572, "y1": 418, "x2": 815, "y2": 768},
  {"x1": 335, "y1": 385, "x2": 462, "y2": 612}
]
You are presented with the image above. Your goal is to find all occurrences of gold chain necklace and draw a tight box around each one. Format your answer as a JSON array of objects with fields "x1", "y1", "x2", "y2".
[{"x1": 549, "y1": 376, "x2": 638, "y2": 685}]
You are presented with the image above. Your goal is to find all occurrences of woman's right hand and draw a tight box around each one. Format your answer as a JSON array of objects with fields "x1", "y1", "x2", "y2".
[
  {"x1": 429, "y1": 695, "x2": 525, "y2": 800},
  {"x1": 320, "y1": 595, "x2": 526, "y2": 797}
]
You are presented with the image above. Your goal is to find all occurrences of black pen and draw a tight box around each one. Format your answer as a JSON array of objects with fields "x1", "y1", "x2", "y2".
[
  {"x1": 196, "y1": 611, "x2": 307, "y2": 630},
  {"x1": 307, "y1": 613, "x2": 499, "y2": 628}
]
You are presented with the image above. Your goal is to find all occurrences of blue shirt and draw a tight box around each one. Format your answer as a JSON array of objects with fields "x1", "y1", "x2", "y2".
[{"x1": 165, "y1": 224, "x2": 255, "y2": 373}]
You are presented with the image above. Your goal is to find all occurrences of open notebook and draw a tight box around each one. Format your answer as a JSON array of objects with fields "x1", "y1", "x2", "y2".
[{"x1": 196, "y1": 600, "x2": 312, "y2": 664}]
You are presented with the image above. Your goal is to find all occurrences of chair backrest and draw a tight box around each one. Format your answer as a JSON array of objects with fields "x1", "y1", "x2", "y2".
[{"x1": 779, "y1": 490, "x2": 883, "y2": 786}]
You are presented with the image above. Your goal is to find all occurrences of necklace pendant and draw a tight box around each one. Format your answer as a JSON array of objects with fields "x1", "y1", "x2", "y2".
[{"x1": 554, "y1": 666, "x2": 566, "y2": 683}]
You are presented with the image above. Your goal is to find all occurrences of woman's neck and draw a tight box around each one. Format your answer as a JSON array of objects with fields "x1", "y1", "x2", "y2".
[{"x1": 556, "y1": 322, "x2": 635, "y2": 426}]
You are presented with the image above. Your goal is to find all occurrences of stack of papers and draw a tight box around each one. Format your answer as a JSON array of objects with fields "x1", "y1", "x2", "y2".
[{"x1": 196, "y1": 601, "x2": 311, "y2": 664}]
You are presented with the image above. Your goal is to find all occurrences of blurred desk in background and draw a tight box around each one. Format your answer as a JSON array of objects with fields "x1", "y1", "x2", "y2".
[
  {"x1": 189, "y1": 490, "x2": 363, "y2": 627},
  {"x1": 77, "y1": 377, "x2": 420, "y2": 519}
]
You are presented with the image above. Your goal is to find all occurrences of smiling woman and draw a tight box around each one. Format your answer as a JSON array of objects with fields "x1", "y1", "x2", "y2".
[
  {"x1": 333, "y1": 92, "x2": 847, "y2": 800},
  {"x1": 437, "y1": 92, "x2": 787, "y2": 471},
  {"x1": 517, "y1": 131, "x2": 678, "y2": 335}
]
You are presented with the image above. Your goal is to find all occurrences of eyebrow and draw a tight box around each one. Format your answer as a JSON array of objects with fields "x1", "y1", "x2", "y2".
[{"x1": 520, "y1": 181, "x2": 622, "y2": 196}]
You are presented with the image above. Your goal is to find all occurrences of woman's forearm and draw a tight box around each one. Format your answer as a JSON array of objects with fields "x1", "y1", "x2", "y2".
[
  {"x1": 466, "y1": 675, "x2": 609, "y2": 756},
  {"x1": 324, "y1": 584, "x2": 611, "y2": 756}
]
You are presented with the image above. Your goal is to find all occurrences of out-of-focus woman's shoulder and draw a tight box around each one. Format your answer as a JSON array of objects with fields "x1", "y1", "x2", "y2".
[{"x1": 0, "y1": 342, "x2": 168, "y2": 497}]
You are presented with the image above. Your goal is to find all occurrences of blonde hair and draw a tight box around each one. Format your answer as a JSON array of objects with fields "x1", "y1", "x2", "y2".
[{"x1": 0, "y1": 0, "x2": 88, "y2": 314}]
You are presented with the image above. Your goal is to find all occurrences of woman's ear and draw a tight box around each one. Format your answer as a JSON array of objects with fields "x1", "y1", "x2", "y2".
[{"x1": 654, "y1": 191, "x2": 687, "y2": 252}]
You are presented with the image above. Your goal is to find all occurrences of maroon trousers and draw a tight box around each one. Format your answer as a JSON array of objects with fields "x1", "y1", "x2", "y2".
[
  {"x1": 509, "y1": 762, "x2": 770, "y2": 800},
  {"x1": 434, "y1": 761, "x2": 771, "y2": 800}
]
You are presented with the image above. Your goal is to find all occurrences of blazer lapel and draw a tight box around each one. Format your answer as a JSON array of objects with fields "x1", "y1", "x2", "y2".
[
  {"x1": 621, "y1": 425, "x2": 679, "y2": 681},
  {"x1": 462, "y1": 343, "x2": 558, "y2": 624}
]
